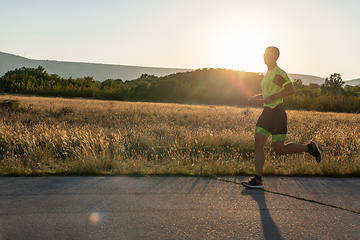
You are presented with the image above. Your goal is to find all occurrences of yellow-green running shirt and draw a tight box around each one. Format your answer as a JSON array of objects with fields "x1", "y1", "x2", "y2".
[{"x1": 261, "y1": 66, "x2": 292, "y2": 108}]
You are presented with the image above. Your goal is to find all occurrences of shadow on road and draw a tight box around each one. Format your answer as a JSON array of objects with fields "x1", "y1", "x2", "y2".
[{"x1": 241, "y1": 188, "x2": 283, "y2": 240}]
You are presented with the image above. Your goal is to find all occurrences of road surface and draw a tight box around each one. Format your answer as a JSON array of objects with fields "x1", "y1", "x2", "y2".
[{"x1": 1, "y1": 176, "x2": 359, "y2": 239}]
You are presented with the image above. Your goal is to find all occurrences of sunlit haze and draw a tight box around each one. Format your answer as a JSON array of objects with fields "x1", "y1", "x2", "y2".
[
  {"x1": 1, "y1": 0, "x2": 359, "y2": 80},
  {"x1": 216, "y1": 24, "x2": 267, "y2": 72}
]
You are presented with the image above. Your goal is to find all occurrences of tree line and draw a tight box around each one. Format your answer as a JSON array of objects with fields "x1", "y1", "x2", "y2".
[
  {"x1": 286, "y1": 73, "x2": 360, "y2": 113},
  {"x1": 0, "y1": 66, "x2": 359, "y2": 113}
]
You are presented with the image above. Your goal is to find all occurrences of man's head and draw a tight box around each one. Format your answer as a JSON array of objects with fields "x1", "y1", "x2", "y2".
[{"x1": 263, "y1": 46, "x2": 280, "y2": 66}]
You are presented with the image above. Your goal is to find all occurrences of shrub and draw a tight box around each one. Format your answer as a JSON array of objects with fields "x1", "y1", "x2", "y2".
[{"x1": 0, "y1": 99, "x2": 21, "y2": 110}]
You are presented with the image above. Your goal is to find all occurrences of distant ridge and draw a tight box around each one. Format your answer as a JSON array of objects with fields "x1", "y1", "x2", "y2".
[
  {"x1": 287, "y1": 73, "x2": 325, "y2": 85},
  {"x1": 343, "y1": 78, "x2": 360, "y2": 86},
  {"x1": 0, "y1": 51, "x2": 191, "y2": 81},
  {"x1": 287, "y1": 74, "x2": 360, "y2": 86},
  {"x1": 0, "y1": 51, "x2": 358, "y2": 85}
]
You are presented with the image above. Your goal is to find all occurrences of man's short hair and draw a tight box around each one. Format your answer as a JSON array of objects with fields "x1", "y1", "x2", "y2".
[{"x1": 266, "y1": 46, "x2": 280, "y2": 59}]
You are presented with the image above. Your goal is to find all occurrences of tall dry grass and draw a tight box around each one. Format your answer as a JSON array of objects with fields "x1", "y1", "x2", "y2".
[{"x1": 0, "y1": 94, "x2": 359, "y2": 176}]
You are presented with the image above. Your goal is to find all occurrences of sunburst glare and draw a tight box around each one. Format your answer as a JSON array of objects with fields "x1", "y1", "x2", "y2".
[{"x1": 217, "y1": 28, "x2": 266, "y2": 72}]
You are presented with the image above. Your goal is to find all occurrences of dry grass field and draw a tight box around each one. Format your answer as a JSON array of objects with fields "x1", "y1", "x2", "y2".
[{"x1": 0, "y1": 94, "x2": 359, "y2": 177}]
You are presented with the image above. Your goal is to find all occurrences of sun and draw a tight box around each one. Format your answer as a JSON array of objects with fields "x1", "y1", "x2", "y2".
[{"x1": 217, "y1": 30, "x2": 265, "y2": 72}]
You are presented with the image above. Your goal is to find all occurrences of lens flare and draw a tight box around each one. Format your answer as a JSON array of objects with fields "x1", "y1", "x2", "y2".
[
  {"x1": 237, "y1": 81, "x2": 254, "y2": 97},
  {"x1": 89, "y1": 213, "x2": 100, "y2": 224}
]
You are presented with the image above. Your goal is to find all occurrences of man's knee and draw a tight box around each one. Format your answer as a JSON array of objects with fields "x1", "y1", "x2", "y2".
[
  {"x1": 273, "y1": 144, "x2": 286, "y2": 155},
  {"x1": 254, "y1": 135, "x2": 266, "y2": 149}
]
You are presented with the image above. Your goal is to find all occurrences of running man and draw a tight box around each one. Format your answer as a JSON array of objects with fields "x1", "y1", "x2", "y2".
[{"x1": 242, "y1": 46, "x2": 322, "y2": 189}]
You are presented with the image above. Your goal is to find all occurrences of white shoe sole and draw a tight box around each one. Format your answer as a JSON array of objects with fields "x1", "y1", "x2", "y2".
[
  {"x1": 241, "y1": 182, "x2": 264, "y2": 189},
  {"x1": 311, "y1": 140, "x2": 322, "y2": 163}
]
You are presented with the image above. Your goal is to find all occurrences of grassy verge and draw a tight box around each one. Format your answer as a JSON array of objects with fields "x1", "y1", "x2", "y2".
[{"x1": 0, "y1": 94, "x2": 359, "y2": 177}]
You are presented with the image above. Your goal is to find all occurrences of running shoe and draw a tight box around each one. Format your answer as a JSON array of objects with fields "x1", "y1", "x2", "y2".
[
  {"x1": 308, "y1": 140, "x2": 322, "y2": 163},
  {"x1": 241, "y1": 177, "x2": 264, "y2": 189}
]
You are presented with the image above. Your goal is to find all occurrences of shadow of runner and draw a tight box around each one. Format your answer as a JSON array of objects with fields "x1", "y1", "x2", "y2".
[{"x1": 242, "y1": 188, "x2": 283, "y2": 240}]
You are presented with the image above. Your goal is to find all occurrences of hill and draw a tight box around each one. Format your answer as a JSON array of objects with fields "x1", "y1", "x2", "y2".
[
  {"x1": 0, "y1": 51, "x2": 190, "y2": 81},
  {"x1": 287, "y1": 74, "x2": 359, "y2": 86},
  {"x1": 344, "y1": 78, "x2": 360, "y2": 86},
  {"x1": 0, "y1": 51, "x2": 358, "y2": 85},
  {"x1": 287, "y1": 73, "x2": 325, "y2": 85}
]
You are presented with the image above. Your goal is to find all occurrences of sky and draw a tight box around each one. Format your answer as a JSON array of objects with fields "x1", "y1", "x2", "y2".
[{"x1": 1, "y1": 0, "x2": 360, "y2": 80}]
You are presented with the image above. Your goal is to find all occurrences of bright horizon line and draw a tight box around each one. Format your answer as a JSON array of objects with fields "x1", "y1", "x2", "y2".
[{"x1": 2, "y1": 50, "x2": 358, "y2": 81}]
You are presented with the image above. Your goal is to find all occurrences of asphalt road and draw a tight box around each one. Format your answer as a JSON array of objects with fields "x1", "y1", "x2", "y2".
[{"x1": 0, "y1": 176, "x2": 359, "y2": 239}]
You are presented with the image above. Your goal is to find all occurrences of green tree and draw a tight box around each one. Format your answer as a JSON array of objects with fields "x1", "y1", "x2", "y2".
[
  {"x1": 321, "y1": 73, "x2": 345, "y2": 95},
  {"x1": 293, "y1": 78, "x2": 304, "y2": 89}
]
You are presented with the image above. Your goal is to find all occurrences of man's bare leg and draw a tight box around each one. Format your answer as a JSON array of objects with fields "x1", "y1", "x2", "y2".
[
  {"x1": 272, "y1": 141, "x2": 308, "y2": 155},
  {"x1": 254, "y1": 132, "x2": 269, "y2": 177}
]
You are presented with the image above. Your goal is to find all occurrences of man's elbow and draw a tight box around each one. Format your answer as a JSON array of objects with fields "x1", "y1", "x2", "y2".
[
  {"x1": 291, "y1": 86, "x2": 296, "y2": 94},
  {"x1": 287, "y1": 84, "x2": 296, "y2": 95}
]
